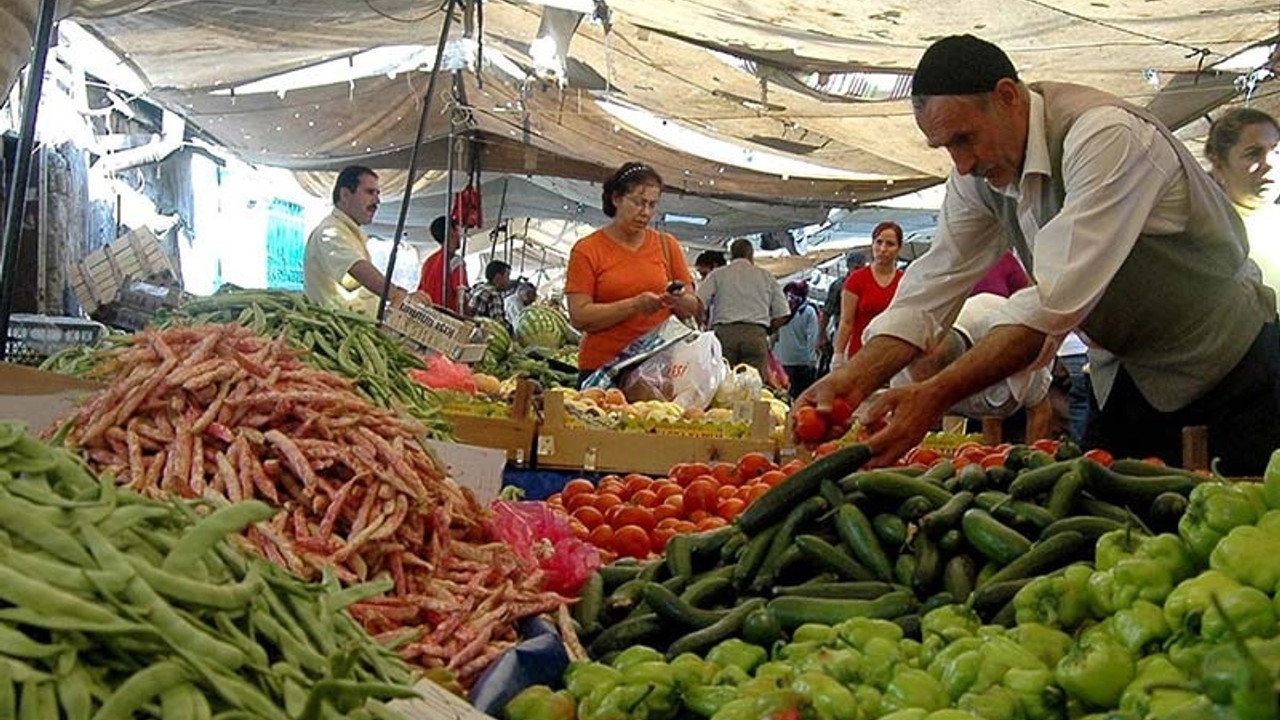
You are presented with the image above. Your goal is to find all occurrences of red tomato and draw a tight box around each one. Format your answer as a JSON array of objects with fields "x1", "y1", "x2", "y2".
[
  {"x1": 758, "y1": 470, "x2": 787, "y2": 488},
  {"x1": 631, "y1": 489, "x2": 660, "y2": 508},
  {"x1": 814, "y1": 441, "x2": 840, "y2": 458},
  {"x1": 684, "y1": 480, "x2": 720, "y2": 514},
  {"x1": 653, "y1": 504, "x2": 681, "y2": 523},
  {"x1": 1083, "y1": 449, "x2": 1115, "y2": 467},
  {"x1": 571, "y1": 505, "x2": 605, "y2": 530},
  {"x1": 650, "y1": 527, "x2": 677, "y2": 554},
  {"x1": 613, "y1": 506, "x2": 657, "y2": 532},
  {"x1": 562, "y1": 478, "x2": 596, "y2": 500},
  {"x1": 654, "y1": 482, "x2": 684, "y2": 500},
  {"x1": 794, "y1": 407, "x2": 828, "y2": 444},
  {"x1": 980, "y1": 452, "x2": 1007, "y2": 469},
  {"x1": 696, "y1": 515, "x2": 728, "y2": 531},
  {"x1": 1031, "y1": 438, "x2": 1061, "y2": 454},
  {"x1": 742, "y1": 484, "x2": 770, "y2": 504},
  {"x1": 1142, "y1": 456, "x2": 1167, "y2": 467},
  {"x1": 613, "y1": 525, "x2": 651, "y2": 559},
  {"x1": 953, "y1": 442, "x2": 984, "y2": 458},
  {"x1": 546, "y1": 492, "x2": 563, "y2": 506},
  {"x1": 656, "y1": 516, "x2": 682, "y2": 530},
  {"x1": 670, "y1": 463, "x2": 712, "y2": 487},
  {"x1": 717, "y1": 498, "x2": 746, "y2": 520},
  {"x1": 688, "y1": 510, "x2": 709, "y2": 523},
  {"x1": 568, "y1": 519, "x2": 589, "y2": 539},
  {"x1": 716, "y1": 485, "x2": 738, "y2": 501},
  {"x1": 564, "y1": 492, "x2": 597, "y2": 513},
  {"x1": 673, "y1": 520, "x2": 697, "y2": 534},
  {"x1": 662, "y1": 494, "x2": 685, "y2": 514},
  {"x1": 587, "y1": 524, "x2": 614, "y2": 549},
  {"x1": 711, "y1": 463, "x2": 742, "y2": 487},
  {"x1": 779, "y1": 459, "x2": 807, "y2": 477},
  {"x1": 736, "y1": 453, "x2": 775, "y2": 481},
  {"x1": 597, "y1": 478, "x2": 625, "y2": 497},
  {"x1": 911, "y1": 448, "x2": 943, "y2": 467},
  {"x1": 828, "y1": 398, "x2": 854, "y2": 426},
  {"x1": 623, "y1": 474, "x2": 654, "y2": 497},
  {"x1": 593, "y1": 493, "x2": 624, "y2": 514}
]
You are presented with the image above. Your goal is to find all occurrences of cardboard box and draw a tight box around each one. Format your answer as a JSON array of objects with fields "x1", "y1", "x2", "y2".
[
  {"x1": 0, "y1": 363, "x2": 101, "y2": 432},
  {"x1": 537, "y1": 391, "x2": 778, "y2": 475}
]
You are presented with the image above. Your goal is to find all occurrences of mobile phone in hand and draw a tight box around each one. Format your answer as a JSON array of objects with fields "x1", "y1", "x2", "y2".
[{"x1": 666, "y1": 280, "x2": 685, "y2": 294}]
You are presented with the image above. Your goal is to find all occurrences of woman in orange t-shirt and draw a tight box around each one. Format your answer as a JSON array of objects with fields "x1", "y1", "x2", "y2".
[{"x1": 564, "y1": 162, "x2": 701, "y2": 384}]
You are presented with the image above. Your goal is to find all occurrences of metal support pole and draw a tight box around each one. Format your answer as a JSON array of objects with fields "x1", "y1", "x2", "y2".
[
  {"x1": 376, "y1": 0, "x2": 460, "y2": 323},
  {"x1": 0, "y1": 0, "x2": 58, "y2": 360},
  {"x1": 441, "y1": 111, "x2": 457, "y2": 312}
]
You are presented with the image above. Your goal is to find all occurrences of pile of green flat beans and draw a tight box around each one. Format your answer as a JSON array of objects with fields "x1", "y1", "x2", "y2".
[
  {"x1": 0, "y1": 421, "x2": 419, "y2": 719},
  {"x1": 42, "y1": 288, "x2": 452, "y2": 439}
]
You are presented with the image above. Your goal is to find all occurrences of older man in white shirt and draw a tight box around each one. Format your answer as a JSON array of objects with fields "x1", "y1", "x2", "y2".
[
  {"x1": 697, "y1": 238, "x2": 789, "y2": 380},
  {"x1": 796, "y1": 34, "x2": 1278, "y2": 475}
]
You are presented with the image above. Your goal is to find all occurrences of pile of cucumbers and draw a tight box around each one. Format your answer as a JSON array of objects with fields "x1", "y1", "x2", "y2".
[{"x1": 573, "y1": 443, "x2": 1203, "y2": 660}]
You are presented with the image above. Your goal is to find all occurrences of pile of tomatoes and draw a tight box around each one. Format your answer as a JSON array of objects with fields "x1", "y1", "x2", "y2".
[
  {"x1": 902, "y1": 437, "x2": 1117, "y2": 470},
  {"x1": 546, "y1": 453, "x2": 806, "y2": 560}
]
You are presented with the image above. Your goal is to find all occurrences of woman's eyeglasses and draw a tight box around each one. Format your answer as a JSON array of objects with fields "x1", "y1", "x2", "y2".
[{"x1": 622, "y1": 195, "x2": 660, "y2": 212}]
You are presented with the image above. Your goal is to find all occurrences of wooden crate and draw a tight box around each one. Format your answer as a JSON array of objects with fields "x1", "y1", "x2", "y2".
[
  {"x1": 70, "y1": 228, "x2": 178, "y2": 315},
  {"x1": 536, "y1": 391, "x2": 777, "y2": 475},
  {"x1": 383, "y1": 298, "x2": 487, "y2": 364},
  {"x1": 440, "y1": 380, "x2": 538, "y2": 467}
]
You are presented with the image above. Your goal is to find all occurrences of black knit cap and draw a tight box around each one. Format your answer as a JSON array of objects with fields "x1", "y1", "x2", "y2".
[{"x1": 910, "y1": 34, "x2": 1018, "y2": 97}]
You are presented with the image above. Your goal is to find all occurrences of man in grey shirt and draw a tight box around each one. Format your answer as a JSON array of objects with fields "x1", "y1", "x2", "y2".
[{"x1": 697, "y1": 239, "x2": 789, "y2": 379}]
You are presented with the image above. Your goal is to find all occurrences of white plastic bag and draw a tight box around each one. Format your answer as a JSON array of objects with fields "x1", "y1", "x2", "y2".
[{"x1": 620, "y1": 332, "x2": 726, "y2": 411}]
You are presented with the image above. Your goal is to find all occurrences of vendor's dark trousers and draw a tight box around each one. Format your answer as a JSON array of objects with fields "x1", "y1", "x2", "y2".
[
  {"x1": 713, "y1": 322, "x2": 770, "y2": 380},
  {"x1": 784, "y1": 364, "x2": 817, "y2": 400},
  {"x1": 1083, "y1": 322, "x2": 1280, "y2": 476}
]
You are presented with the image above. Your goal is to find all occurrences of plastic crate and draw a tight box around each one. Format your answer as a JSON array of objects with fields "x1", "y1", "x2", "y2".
[
  {"x1": 382, "y1": 299, "x2": 488, "y2": 364},
  {"x1": 5, "y1": 314, "x2": 106, "y2": 366},
  {"x1": 70, "y1": 228, "x2": 178, "y2": 315}
]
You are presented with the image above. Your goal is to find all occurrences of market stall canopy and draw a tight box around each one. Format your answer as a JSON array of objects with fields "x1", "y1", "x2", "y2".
[{"x1": 31, "y1": 1, "x2": 1280, "y2": 208}]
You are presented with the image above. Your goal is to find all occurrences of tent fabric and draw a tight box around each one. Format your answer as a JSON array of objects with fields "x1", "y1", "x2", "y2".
[{"x1": 36, "y1": 1, "x2": 1280, "y2": 210}]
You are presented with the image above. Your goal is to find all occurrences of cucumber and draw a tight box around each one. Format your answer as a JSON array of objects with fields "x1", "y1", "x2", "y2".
[
  {"x1": 574, "y1": 571, "x2": 605, "y2": 634},
  {"x1": 872, "y1": 513, "x2": 909, "y2": 548},
  {"x1": 680, "y1": 574, "x2": 734, "y2": 609},
  {"x1": 766, "y1": 591, "x2": 917, "y2": 629},
  {"x1": 1007, "y1": 459, "x2": 1078, "y2": 499},
  {"x1": 938, "y1": 528, "x2": 965, "y2": 554},
  {"x1": 588, "y1": 613, "x2": 664, "y2": 658},
  {"x1": 642, "y1": 582, "x2": 730, "y2": 629},
  {"x1": 957, "y1": 464, "x2": 989, "y2": 493},
  {"x1": 606, "y1": 578, "x2": 650, "y2": 615},
  {"x1": 911, "y1": 532, "x2": 943, "y2": 596},
  {"x1": 1110, "y1": 459, "x2": 1199, "y2": 478},
  {"x1": 979, "y1": 531, "x2": 1086, "y2": 588},
  {"x1": 975, "y1": 491, "x2": 1056, "y2": 531},
  {"x1": 1077, "y1": 459, "x2": 1197, "y2": 505},
  {"x1": 1039, "y1": 516, "x2": 1124, "y2": 542},
  {"x1": 665, "y1": 598, "x2": 766, "y2": 659},
  {"x1": 855, "y1": 473, "x2": 954, "y2": 509},
  {"x1": 771, "y1": 581, "x2": 904, "y2": 599},
  {"x1": 1046, "y1": 470, "x2": 1085, "y2": 519},
  {"x1": 942, "y1": 555, "x2": 976, "y2": 603},
  {"x1": 666, "y1": 535, "x2": 694, "y2": 578},
  {"x1": 1054, "y1": 441, "x2": 1083, "y2": 461},
  {"x1": 985, "y1": 465, "x2": 1017, "y2": 489},
  {"x1": 961, "y1": 509, "x2": 1032, "y2": 566},
  {"x1": 1147, "y1": 492, "x2": 1190, "y2": 534},
  {"x1": 819, "y1": 479, "x2": 845, "y2": 510},
  {"x1": 894, "y1": 554, "x2": 918, "y2": 587},
  {"x1": 795, "y1": 534, "x2": 876, "y2": 581},
  {"x1": 969, "y1": 578, "x2": 1035, "y2": 619},
  {"x1": 733, "y1": 525, "x2": 780, "y2": 590},
  {"x1": 893, "y1": 613, "x2": 923, "y2": 641},
  {"x1": 752, "y1": 496, "x2": 829, "y2": 591},
  {"x1": 921, "y1": 592, "x2": 957, "y2": 614},
  {"x1": 738, "y1": 444, "x2": 871, "y2": 534},
  {"x1": 720, "y1": 532, "x2": 748, "y2": 564},
  {"x1": 688, "y1": 525, "x2": 740, "y2": 564},
  {"x1": 834, "y1": 504, "x2": 894, "y2": 582},
  {"x1": 599, "y1": 563, "x2": 643, "y2": 590},
  {"x1": 922, "y1": 460, "x2": 956, "y2": 482},
  {"x1": 1077, "y1": 496, "x2": 1153, "y2": 534},
  {"x1": 898, "y1": 495, "x2": 935, "y2": 522},
  {"x1": 921, "y1": 491, "x2": 974, "y2": 538}
]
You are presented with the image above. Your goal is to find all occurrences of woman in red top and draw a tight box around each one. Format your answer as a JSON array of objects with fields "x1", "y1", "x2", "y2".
[{"x1": 833, "y1": 221, "x2": 904, "y2": 368}]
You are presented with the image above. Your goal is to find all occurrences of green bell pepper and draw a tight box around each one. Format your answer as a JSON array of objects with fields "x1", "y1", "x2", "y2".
[
  {"x1": 1201, "y1": 584, "x2": 1278, "y2": 642},
  {"x1": 739, "y1": 676, "x2": 786, "y2": 700},
  {"x1": 877, "y1": 711, "x2": 927, "y2": 720},
  {"x1": 1110, "y1": 534, "x2": 1197, "y2": 609},
  {"x1": 1007, "y1": 623, "x2": 1073, "y2": 669},
  {"x1": 835, "y1": 616, "x2": 904, "y2": 650},
  {"x1": 1086, "y1": 569, "x2": 1119, "y2": 618},
  {"x1": 1200, "y1": 636, "x2": 1280, "y2": 707},
  {"x1": 792, "y1": 671, "x2": 857, "y2": 720},
  {"x1": 669, "y1": 653, "x2": 718, "y2": 692},
  {"x1": 861, "y1": 636, "x2": 905, "y2": 689},
  {"x1": 791, "y1": 623, "x2": 837, "y2": 645},
  {"x1": 708, "y1": 697, "x2": 757, "y2": 720},
  {"x1": 957, "y1": 686, "x2": 1020, "y2": 720},
  {"x1": 1264, "y1": 449, "x2": 1280, "y2": 510},
  {"x1": 612, "y1": 646, "x2": 665, "y2": 671},
  {"x1": 921, "y1": 605, "x2": 981, "y2": 643},
  {"x1": 753, "y1": 661, "x2": 795, "y2": 684},
  {"x1": 711, "y1": 664, "x2": 750, "y2": 687},
  {"x1": 936, "y1": 649, "x2": 982, "y2": 702},
  {"x1": 1179, "y1": 482, "x2": 1266, "y2": 561},
  {"x1": 774, "y1": 641, "x2": 823, "y2": 663},
  {"x1": 796, "y1": 647, "x2": 863, "y2": 685},
  {"x1": 1054, "y1": 627, "x2": 1136, "y2": 709},
  {"x1": 881, "y1": 667, "x2": 948, "y2": 714},
  {"x1": 706, "y1": 639, "x2": 768, "y2": 674},
  {"x1": 1095, "y1": 528, "x2": 1146, "y2": 572},
  {"x1": 685, "y1": 685, "x2": 737, "y2": 718},
  {"x1": 565, "y1": 661, "x2": 624, "y2": 702},
  {"x1": 925, "y1": 712, "x2": 983, "y2": 720},
  {"x1": 750, "y1": 689, "x2": 807, "y2": 720},
  {"x1": 1209, "y1": 524, "x2": 1280, "y2": 593},
  {"x1": 1260, "y1": 508, "x2": 1280, "y2": 533},
  {"x1": 1111, "y1": 600, "x2": 1172, "y2": 654},
  {"x1": 620, "y1": 662, "x2": 678, "y2": 720},
  {"x1": 503, "y1": 685, "x2": 577, "y2": 720},
  {"x1": 853, "y1": 686, "x2": 882, "y2": 720},
  {"x1": 926, "y1": 637, "x2": 982, "y2": 679},
  {"x1": 973, "y1": 636, "x2": 1048, "y2": 693},
  {"x1": 1118, "y1": 655, "x2": 1198, "y2": 719},
  {"x1": 1003, "y1": 668, "x2": 1063, "y2": 720},
  {"x1": 1164, "y1": 570, "x2": 1241, "y2": 636},
  {"x1": 1013, "y1": 564, "x2": 1092, "y2": 630},
  {"x1": 578, "y1": 683, "x2": 653, "y2": 720},
  {"x1": 1165, "y1": 635, "x2": 1212, "y2": 676}
]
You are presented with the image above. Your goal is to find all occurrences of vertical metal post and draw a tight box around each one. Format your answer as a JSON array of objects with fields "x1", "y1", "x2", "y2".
[
  {"x1": 0, "y1": 0, "x2": 58, "y2": 360},
  {"x1": 376, "y1": 0, "x2": 460, "y2": 323},
  {"x1": 441, "y1": 109, "x2": 457, "y2": 312}
]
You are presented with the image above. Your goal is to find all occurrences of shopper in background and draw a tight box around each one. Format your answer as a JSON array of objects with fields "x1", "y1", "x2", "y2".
[
  {"x1": 799, "y1": 34, "x2": 1278, "y2": 474},
  {"x1": 774, "y1": 280, "x2": 820, "y2": 398},
  {"x1": 417, "y1": 215, "x2": 470, "y2": 315},
  {"x1": 564, "y1": 162, "x2": 700, "y2": 386},
  {"x1": 469, "y1": 260, "x2": 511, "y2": 322},
  {"x1": 818, "y1": 251, "x2": 865, "y2": 374},
  {"x1": 694, "y1": 250, "x2": 727, "y2": 280},
  {"x1": 1205, "y1": 108, "x2": 1280, "y2": 312},
  {"x1": 697, "y1": 238, "x2": 790, "y2": 380},
  {"x1": 1054, "y1": 331, "x2": 1091, "y2": 442},
  {"x1": 832, "y1": 222, "x2": 904, "y2": 369},
  {"x1": 505, "y1": 280, "x2": 537, "y2": 330},
  {"x1": 303, "y1": 166, "x2": 423, "y2": 315},
  {"x1": 969, "y1": 249, "x2": 1030, "y2": 297}
]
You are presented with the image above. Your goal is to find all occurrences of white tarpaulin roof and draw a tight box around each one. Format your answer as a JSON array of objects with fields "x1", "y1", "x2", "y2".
[{"x1": 2, "y1": 1, "x2": 1276, "y2": 211}]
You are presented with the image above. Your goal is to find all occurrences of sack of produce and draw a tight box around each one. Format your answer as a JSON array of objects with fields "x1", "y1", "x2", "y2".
[
  {"x1": 491, "y1": 500, "x2": 602, "y2": 595},
  {"x1": 620, "y1": 331, "x2": 726, "y2": 411}
]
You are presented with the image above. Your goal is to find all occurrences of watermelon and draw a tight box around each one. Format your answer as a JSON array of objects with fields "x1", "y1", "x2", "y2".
[
  {"x1": 478, "y1": 317, "x2": 511, "y2": 369},
  {"x1": 515, "y1": 306, "x2": 567, "y2": 350}
]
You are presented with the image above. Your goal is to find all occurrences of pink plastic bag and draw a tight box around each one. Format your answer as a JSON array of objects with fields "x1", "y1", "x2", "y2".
[
  {"x1": 489, "y1": 501, "x2": 601, "y2": 596},
  {"x1": 408, "y1": 354, "x2": 477, "y2": 393}
]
